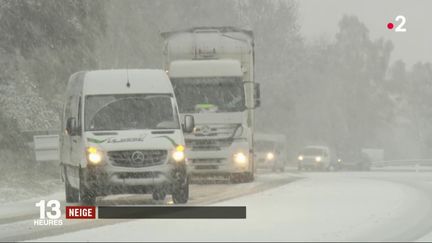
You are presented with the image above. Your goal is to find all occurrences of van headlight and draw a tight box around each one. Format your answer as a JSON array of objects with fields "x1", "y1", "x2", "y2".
[
  {"x1": 234, "y1": 152, "x2": 248, "y2": 165},
  {"x1": 266, "y1": 152, "x2": 275, "y2": 160},
  {"x1": 298, "y1": 155, "x2": 304, "y2": 161},
  {"x1": 315, "y1": 156, "x2": 322, "y2": 162},
  {"x1": 172, "y1": 145, "x2": 185, "y2": 162},
  {"x1": 86, "y1": 147, "x2": 103, "y2": 164}
]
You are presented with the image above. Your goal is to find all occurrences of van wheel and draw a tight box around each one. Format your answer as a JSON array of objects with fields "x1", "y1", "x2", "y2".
[
  {"x1": 152, "y1": 189, "x2": 167, "y2": 201},
  {"x1": 327, "y1": 165, "x2": 335, "y2": 172},
  {"x1": 280, "y1": 166, "x2": 285, "y2": 172},
  {"x1": 172, "y1": 170, "x2": 189, "y2": 204},
  {"x1": 64, "y1": 167, "x2": 79, "y2": 203},
  {"x1": 79, "y1": 170, "x2": 96, "y2": 205}
]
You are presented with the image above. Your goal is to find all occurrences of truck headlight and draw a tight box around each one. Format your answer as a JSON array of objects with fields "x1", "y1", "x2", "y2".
[
  {"x1": 172, "y1": 145, "x2": 185, "y2": 162},
  {"x1": 266, "y1": 152, "x2": 275, "y2": 160},
  {"x1": 315, "y1": 156, "x2": 322, "y2": 162},
  {"x1": 87, "y1": 147, "x2": 103, "y2": 164},
  {"x1": 298, "y1": 155, "x2": 304, "y2": 161},
  {"x1": 234, "y1": 152, "x2": 248, "y2": 165}
]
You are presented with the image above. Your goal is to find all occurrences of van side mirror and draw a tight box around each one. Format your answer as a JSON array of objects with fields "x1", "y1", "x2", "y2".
[
  {"x1": 254, "y1": 83, "x2": 261, "y2": 108},
  {"x1": 183, "y1": 115, "x2": 195, "y2": 133},
  {"x1": 66, "y1": 117, "x2": 78, "y2": 136}
]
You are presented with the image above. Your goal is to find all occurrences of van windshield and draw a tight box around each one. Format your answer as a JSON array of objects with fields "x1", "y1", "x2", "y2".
[
  {"x1": 171, "y1": 77, "x2": 245, "y2": 113},
  {"x1": 255, "y1": 141, "x2": 276, "y2": 152},
  {"x1": 302, "y1": 148, "x2": 325, "y2": 156},
  {"x1": 84, "y1": 94, "x2": 179, "y2": 131}
]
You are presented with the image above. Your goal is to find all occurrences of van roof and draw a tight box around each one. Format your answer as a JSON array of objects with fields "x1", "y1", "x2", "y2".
[
  {"x1": 82, "y1": 69, "x2": 173, "y2": 95},
  {"x1": 255, "y1": 133, "x2": 287, "y2": 143},
  {"x1": 303, "y1": 145, "x2": 330, "y2": 151}
]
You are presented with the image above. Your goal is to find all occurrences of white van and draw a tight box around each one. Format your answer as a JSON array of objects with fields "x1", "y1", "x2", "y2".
[
  {"x1": 297, "y1": 145, "x2": 339, "y2": 171},
  {"x1": 60, "y1": 69, "x2": 194, "y2": 204},
  {"x1": 254, "y1": 133, "x2": 287, "y2": 172}
]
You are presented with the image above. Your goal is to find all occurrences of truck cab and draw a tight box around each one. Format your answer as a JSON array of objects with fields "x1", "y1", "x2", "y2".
[{"x1": 162, "y1": 27, "x2": 260, "y2": 182}]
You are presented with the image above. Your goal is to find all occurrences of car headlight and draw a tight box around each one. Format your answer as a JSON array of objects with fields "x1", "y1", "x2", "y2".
[
  {"x1": 266, "y1": 152, "x2": 275, "y2": 160},
  {"x1": 172, "y1": 145, "x2": 185, "y2": 162},
  {"x1": 315, "y1": 156, "x2": 322, "y2": 162},
  {"x1": 338, "y1": 159, "x2": 342, "y2": 163},
  {"x1": 234, "y1": 152, "x2": 248, "y2": 165},
  {"x1": 298, "y1": 155, "x2": 304, "y2": 161},
  {"x1": 86, "y1": 147, "x2": 103, "y2": 164}
]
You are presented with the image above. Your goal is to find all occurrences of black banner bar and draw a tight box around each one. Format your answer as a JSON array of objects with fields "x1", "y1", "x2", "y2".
[{"x1": 98, "y1": 206, "x2": 246, "y2": 219}]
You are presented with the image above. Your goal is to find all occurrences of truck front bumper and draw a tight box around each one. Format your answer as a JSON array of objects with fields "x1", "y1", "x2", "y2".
[{"x1": 187, "y1": 140, "x2": 251, "y2": 175}]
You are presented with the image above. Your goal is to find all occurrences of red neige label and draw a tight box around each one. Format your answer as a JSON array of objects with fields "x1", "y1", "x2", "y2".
[{"x1": 65, "y1": 206, "x2": 96, "y2": 219}]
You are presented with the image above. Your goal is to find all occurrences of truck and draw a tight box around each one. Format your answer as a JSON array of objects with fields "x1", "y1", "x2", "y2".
[
  {"x1": 60, "y1": 69, "x2": 194, "y2": 204},
  {"x1": 162, "y1": 27, "x2": 260, "y2": 182}
]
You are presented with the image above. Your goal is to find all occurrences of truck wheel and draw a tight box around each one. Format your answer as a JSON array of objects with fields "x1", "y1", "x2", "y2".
[
  {"x1": 79, "y1": 170, "x2": 96, "y2": 205},
  {"x1": 230, "y1": 173, "x2": 241, "y2": 183},
  {"x1": 243, "y1": 172, "x2": 254, "y2": 182},
  {"x1": 152, "y1": 189, "x2": 167, "y2": 201},
  {"x1": 230, "y1": 172, "x2": 253, "y2": 183},
  {"x1": 297, "y1": 164, "x2": 303, "y2": 171}
]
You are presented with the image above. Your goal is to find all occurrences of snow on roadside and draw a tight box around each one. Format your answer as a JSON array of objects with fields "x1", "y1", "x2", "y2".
[{"x1": 35, "y1": 174, "x2": 428, "y2": 242}]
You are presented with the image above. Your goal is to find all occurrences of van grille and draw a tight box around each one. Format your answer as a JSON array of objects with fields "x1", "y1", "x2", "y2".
[{"x1": 108, "y1": 150, "x2": 167, "y2": 167}]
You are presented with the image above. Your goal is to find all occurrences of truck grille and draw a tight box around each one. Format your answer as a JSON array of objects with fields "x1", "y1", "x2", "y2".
[
  {"x1": 186, "y1": 139, "x2": 233, "y2": 151},
  {"x1": 108, "y1": 150, "x2": 167, "y2": 167},
  {"x1": 191, "y1": 124, "x2": 238, "y2": 138}
]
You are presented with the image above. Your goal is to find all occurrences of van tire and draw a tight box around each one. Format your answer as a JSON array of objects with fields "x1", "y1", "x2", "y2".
[
  {"x1": 172, "y1": 169, "x2": 189, "y2": 204},
  {"x1": 64, "y1": 167, "x2": 79, "y2": 203},
  {"x1": 79, "y1": 170, "x2": 96, "y2": 205},
  {"x1": 152, "y1": 190, "x2": 167, "y2": 201}
]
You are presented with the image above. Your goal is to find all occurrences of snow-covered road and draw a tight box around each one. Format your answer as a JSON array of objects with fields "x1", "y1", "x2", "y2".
[
  {"x1": 1, "y1": 171, "x2": 432, "y2": 242},
  {"x1": 0, "y1": 172, "x2": 301, "y2": 241}
]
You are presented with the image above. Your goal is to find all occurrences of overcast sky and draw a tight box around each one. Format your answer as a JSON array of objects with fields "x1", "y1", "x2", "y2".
[{"x1": 298, "y1": 0, "x2": 432, "y2": 68}]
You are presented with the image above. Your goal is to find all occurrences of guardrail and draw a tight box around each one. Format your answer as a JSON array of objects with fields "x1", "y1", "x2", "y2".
[
  {"x1": 371, "y1": 159, "x2": 432, "y2": 172},
  {"x1": 372, "y1": 159, "x2": 432, "y2": 167}
]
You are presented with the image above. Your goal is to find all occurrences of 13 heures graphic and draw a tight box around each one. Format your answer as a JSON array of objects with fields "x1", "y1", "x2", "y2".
[{"x1": 34, "y1": 200, "x2": 63, "y2": 226}]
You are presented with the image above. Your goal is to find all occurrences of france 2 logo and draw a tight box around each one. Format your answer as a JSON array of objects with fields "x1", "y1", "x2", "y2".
[{"x1": 34, "y1": 200, "x2": 63, "y2": 226}]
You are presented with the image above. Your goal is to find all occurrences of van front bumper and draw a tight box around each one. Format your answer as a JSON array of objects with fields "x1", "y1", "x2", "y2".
[{"x1": 82, "y1": 162, "x2": 186, "y2": 193}]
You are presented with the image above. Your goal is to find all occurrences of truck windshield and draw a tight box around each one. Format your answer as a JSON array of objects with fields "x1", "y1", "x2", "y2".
[
  {"x1": 84, "y1": 94, "x2": 179, "y2": 131},
  {"x1": 171, "y1": 77, "x2": 245, "y2": 113}
]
